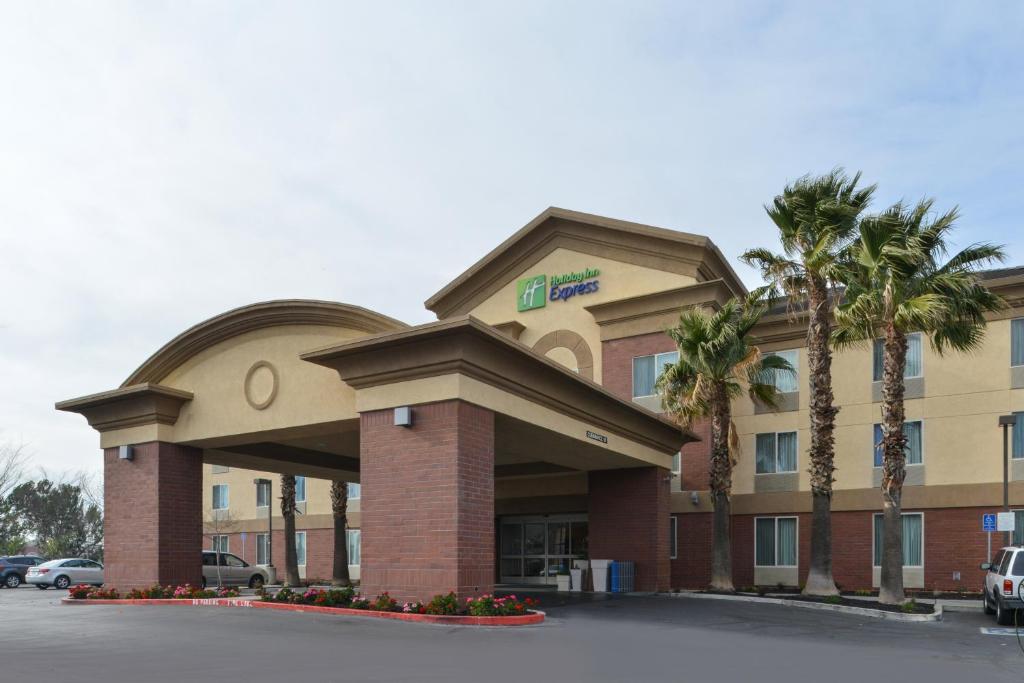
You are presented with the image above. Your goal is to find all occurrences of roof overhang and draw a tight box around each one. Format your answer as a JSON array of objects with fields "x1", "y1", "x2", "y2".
[
  {"x1": 301, "y1": 316, "x2": 692, "y2": 458},
  {"x1": 56, "y1": 383, "x2": 194, "y2": 432},
  {"x1": 585, "y1": 279, "x2": 738, "y2": 341}
]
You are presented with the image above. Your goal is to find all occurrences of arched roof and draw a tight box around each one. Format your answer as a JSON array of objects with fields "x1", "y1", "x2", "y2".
[{"x1": 121, "y1": 300, "x2": 407, "y2": 387}]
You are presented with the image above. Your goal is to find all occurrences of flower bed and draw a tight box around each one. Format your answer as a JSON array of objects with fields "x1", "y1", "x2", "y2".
[{"x1": 63, "y1": 585, "x2": 544, "y2": 626}]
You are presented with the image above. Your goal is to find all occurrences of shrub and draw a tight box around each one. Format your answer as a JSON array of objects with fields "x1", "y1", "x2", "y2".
[
  {"x1": 901, "y1": 599, "x2": 918, "y2": 613},
  {"x1": 68, "y1": 585, "x2": 121, "y2": 600},
  {"x1": 464, "y1": 594, "x2": 538, "y2": 617},
  {"x1": 424, "y1": 592, "x2": 459, "y2": 616},
  {"x1": 853, "y1": 589, "x2": 872, "y2": 597},
  {"x1": 68, "y1": 584, "x2": 94, "y2": 599},
  {"x1": 824, "y1": 595, "x2": 843, "y2": 605},
  {"x1": 372, "y1": 592, "x2": 398, "y2": 612}
]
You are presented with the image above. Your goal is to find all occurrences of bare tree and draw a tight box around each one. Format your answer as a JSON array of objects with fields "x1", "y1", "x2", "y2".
[
  {"x1": 0, "y1": 441, "x2": 28, "y2": 498},
  {"x1": 204, "y1": 508, "x2": 238, "y2": 588}
]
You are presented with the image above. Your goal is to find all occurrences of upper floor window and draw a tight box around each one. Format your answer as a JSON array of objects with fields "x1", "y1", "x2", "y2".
[
  {"x1": 762, "y1": 350, "x2": 799, "y2": 393},
  {"x1": 1012, "y1": 413, "x2": 1024, "y2": 460},
  {"x1": 256, "y1": 482, "x2": 270, "y2": 508},
  {"x1": 872, "y1": 333, "x2": 922, "y2": 381},
  {"x1": 347, "y1": 482, "x2": 361, "y2": 499},
  {"x1": 873, "y1": 421, "x2": 923, "y2": 466},
  {"x1": 1012, "y1": 319, "x2": 1024, "y2": 367},
  {"x1": 212, "y1": 484, "x2": 229, "y2": 510},
  {"x1": 671, "y1": 452, "x2": 681, "y2": 474},
  {"x1": 295, "y1": 476, "x2": 306, "y2": 503},
  {"x1": 632, "y1": 351, "x2": 678, "y2": 398},
  {"x1": 755, "y1": 432, "x2": 798, "y2": 474}
]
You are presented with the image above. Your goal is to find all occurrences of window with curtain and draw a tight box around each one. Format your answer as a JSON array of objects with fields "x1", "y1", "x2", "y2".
[
  {"x1": 671, "y1": 452, "x2": 681, "y2": 474},
  {"x1": 295, "y1": 476, "x2": 306, "y2": 503},
  {"x1": 295, "y1": 531, "x2": 307, "y2": 566},
  {"x1": 755, "y1": 432, "x2": 798, "y2": 474},
  {"x1": 762, "y1": 349, "x2": 799, "y2": 393},
  {"x1": 1012, "y1": 318, "x2": 1024, "y2": 367},
  {"x1": 256, "y1": 533, "x2": 268, "y2": 565},
  {"x1": 755, "y1": 517, "x2": 797, "y2": 567},
  {"x1": 873, "y1": 333, "x2": 922, "y2": 381},
  {"x1": 1013, "y1": 512, "x2": 1024, "y2": 546},
  {"x1": 873, "y1": 421, "x2": 923, "y2": 467},
  {"x1": 873, "y1": 513, "x2": 923, "y2": 567},
  {"x1": 211, "y1": 535, "x2": 229, "y2": 553},
  {"x1": 256, "y1": 482, "x2": 269, "y2": 507},
  {"x1": 1013, "y1": 413, "x2": 1024, "y2": 460},
  {"x1": 669, "y1": 517, "x2": 678, "y2": 559},
  {"x1": 347, "y1": 529, "x2": 361, "y2": 565},
  {"x1": 632, "y1": 351, "x2": 679, "y2": 398},
  {"x1": 347, "y1": 482, "x2": 361, "y2": 499},
  {"x1": 212, "y1": 484, "x2": 229, "y2": 510}
]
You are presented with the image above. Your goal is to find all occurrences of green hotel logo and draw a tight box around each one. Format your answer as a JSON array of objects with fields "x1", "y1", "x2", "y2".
[{"x1": 517, "y1": 274, "x2": 547, "y2": 312}]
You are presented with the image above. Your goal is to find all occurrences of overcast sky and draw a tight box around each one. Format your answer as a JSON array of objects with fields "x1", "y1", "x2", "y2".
[{"x1": 1, "y1": 1, "x2": 1022, "y2": 477}]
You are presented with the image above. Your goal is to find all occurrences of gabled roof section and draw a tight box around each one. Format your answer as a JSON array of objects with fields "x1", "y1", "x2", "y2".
[{"x1": 424, "y1": 207, "x2": 748, "y2": 319}]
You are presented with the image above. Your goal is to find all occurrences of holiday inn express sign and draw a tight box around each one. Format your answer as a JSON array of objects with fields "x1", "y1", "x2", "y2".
[{"x1": 516, "y1": 268, "x2": 601, "y2": 312}]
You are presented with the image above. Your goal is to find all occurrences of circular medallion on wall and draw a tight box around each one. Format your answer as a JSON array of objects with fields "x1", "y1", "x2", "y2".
[{"x1": 244, "y1": 360, "x2": 279, "y2": 410}]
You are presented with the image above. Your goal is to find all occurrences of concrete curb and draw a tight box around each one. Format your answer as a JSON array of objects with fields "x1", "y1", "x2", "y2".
[
  {"x1": 60, "y1": 597, "x2": 545, "y2": 627},
  {"x1": 664, "y1": 591, "x2": 943, "y2": 622}
]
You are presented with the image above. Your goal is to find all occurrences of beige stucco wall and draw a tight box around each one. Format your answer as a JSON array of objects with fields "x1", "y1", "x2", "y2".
[
  {"x1": 733, "y1": 318, "x2": 1024, "y2": 497},
  {"x1": 467, "y1": 247, "x2": 696, "y2": 381},
  {"x1": 159, "y1": 324, "x2": 366, "y2": 444}
]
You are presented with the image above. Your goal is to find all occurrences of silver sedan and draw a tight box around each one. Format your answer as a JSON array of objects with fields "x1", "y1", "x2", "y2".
[{"x1": 27, "y1": 558, "x2": 104, "y2": 589}]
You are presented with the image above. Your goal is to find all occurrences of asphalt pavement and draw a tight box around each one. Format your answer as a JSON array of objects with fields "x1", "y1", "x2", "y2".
[{"x1": 2, "y1": 585, "x2": 1022, "y2": 682}]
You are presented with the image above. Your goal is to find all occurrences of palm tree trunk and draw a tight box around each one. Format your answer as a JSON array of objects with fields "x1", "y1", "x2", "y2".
[
  {"x1": 804, "y1": 276, "x2": 839, "y2": 596},
  {"x1": 879, "y1": 324, "x2": 908, "y2": 605},
  {"x1": 331, "y1": 480, "x2": 351, "y2": 586},
  {"x1": 280, "y1": 474, "x2": 300, "y2": 587},
  {"x1": 708, "y1": 385, "x2": 734, "y2": 592}
]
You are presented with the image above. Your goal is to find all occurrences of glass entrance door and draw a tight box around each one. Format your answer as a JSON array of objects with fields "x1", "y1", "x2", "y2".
[{"x1": 499, "y1": 514, "x2": 588, "y2": 584}]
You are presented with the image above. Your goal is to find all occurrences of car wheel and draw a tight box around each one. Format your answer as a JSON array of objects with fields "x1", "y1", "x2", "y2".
[
  {"x1": 984, "y1": 591, "x2": 996, "y2": 615},
  {"x1": 54, "y1": 575, "x2": 71, "y2": 590},
  {"x1": 36, "y1": 584, "x2": 48, "y2": 590},
  {"x1": 4, "y1": 574, "x2": 20, "y2": 588},
  {"x1": 249, "y1": 574, "x2": 265, "y2": 589},
  {"x1": 996, "y1": 596, "x2": 1015, "y2": 625}
]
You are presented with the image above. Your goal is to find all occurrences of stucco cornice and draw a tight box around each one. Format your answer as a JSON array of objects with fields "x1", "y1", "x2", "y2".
[
  {"x1": 301, "y1": 316, "x2": 691, "y2": 454},
  {"x1": 56, "y1": 383, "x2": 194, "y2": 432},
  {"x1": 584, "y1": 279, "x2": 738, "y2": 341},
  {"x1": 423, "y1": 207, "x2": 748, "y2": 318},
  {"x1": 121, "y1": 300, "x2": 407, "y2": 387}
]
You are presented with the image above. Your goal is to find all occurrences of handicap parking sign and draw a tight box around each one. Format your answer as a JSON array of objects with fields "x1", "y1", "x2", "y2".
[{"x1": 983, "y1": 513, "x2": 997, "y2": 532}]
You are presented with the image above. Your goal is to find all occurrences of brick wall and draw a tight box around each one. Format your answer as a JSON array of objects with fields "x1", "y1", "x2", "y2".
[
  {"x1": 601, "y1": 331, "x2": 677, "y2": 401},
  {"x1": 589, "y1": 466, "x2": 670, "y2": 591},
  {"x1": 104, "y1": 441, "x2": 202, "y2": 589},
  {"x1": 672, "y1": 513, "x2": 713, "y2": 588},
  {"x1": 359, "y1": 400, "x2": 495, "y2": 602}
]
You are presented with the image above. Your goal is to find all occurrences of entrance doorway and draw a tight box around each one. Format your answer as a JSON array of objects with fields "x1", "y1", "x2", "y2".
[{"x1": 498, "y1": 514, "x2": 588, "y2": 585}]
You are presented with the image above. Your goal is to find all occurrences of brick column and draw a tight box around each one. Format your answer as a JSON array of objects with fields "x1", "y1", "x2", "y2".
[
  {"x1": 103, "y1": 441, "x2": 202, "y2": 589},
  {"x1": 588, "y1": 466, "x2": 670, "y2": 592},
  {"x1": 359, "y1": 400, "x2": 494, "y2": 603}
]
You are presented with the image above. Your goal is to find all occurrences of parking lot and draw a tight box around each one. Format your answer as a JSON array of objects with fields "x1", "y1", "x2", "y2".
[{"x1": 2, "y1": 586, "x2": 1023, "y2": 682}]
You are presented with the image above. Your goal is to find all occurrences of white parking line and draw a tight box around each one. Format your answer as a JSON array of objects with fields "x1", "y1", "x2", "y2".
[{"x1": 979, "y1": 627, "x2": 1023, "y2": 636}]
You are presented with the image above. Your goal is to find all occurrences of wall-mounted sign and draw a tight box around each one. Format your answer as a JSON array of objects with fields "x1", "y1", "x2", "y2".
[
  {"x1": 516, "y1": 267, "x2": 601, "y2": 312},
  {"x1": 586, "y1": 430, "x2": 608, "y2": 444}
]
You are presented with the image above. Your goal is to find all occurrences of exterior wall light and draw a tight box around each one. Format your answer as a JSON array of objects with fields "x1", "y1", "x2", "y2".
[
  {"x1": 118, "y1": 445, "x2": 134, "y2": 461},
  {"x1": 394, "y1": 406, "x2": 413, "y2": 427}
]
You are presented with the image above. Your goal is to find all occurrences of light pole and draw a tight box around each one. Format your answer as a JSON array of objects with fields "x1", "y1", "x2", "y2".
[
  {"x1": 999, "y1": 415, "x2": 1017, "y2": 547},
  {"x1": 254, "y1": 478, "x2": 273, "y2": 569}
]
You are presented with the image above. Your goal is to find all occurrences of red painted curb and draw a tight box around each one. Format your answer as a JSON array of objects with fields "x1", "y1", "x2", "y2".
[{"x1": 60, "y1": 598, "x2": 545, "y2": 626}]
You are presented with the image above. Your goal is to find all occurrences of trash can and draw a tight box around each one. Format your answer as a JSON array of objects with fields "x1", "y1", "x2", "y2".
[
  {"x1": 591, "y1": 559, "x2": 612, "y2": 592},
  {"x1": 610, "y1": 561, "x2": 635, "y2": 593}
]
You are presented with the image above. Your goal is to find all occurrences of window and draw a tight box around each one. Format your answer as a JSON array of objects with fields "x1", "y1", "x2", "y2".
[
  {"x1": 295, "y1": 476, "x2": 306, "y2": 503},
  {"x1": 671, "y1": 452, "x2": 681, "y2": 474},
  {"x1": 669, "y1": 516, "x2": 678, "y2": 559},
  {"x1": 1012, "y1": 318, "x2": 1024, "y2": 367},
  {"x1": 755, "y1": 432, "x2": 798, "y2": 474},
  {"x1": 762, "y1": 349, "x2": 799, "y2": 393},
  {"x1": 873, "y1": 421, "x2": 923, "y2": 467},
  {"x1": 347, "y1": 529, "x2": 361, "y2": 565},
  {"x1": 754, "y1": 517, "x2": 797, "y2": 567},
  {"x1": 1013, "y1": 413, "x2": 1024, "y2": 460},
  {"x1": 256, "y1": 482, "x2": 270, "y2": 508},
  {"x1": 256, "y1": 533, "x2": 269, "y2": 565},
  {"x1": 212, "y1": 484, "x2": 229, "y2": 510},
  {"x1": 295, "y1": 531, "x2": 307, "y2": 566},
  {"x1": 347, "y1": 482, "x2": 361, "y2": 499},
  {"x1": 632, "y1": 351, "x2": 679, "y2": 398},
  {"x1": 211, "y1": 535, "x2": 229, "y2": 553},
  {"x1": 873, "y1": 333, "x2": 922, "y2": 381},
  {"x1": 873, "y1": 513, "x2": 923, "y2": 567}
]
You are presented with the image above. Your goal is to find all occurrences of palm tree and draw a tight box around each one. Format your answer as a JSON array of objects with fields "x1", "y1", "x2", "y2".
[
  {"x1": 835, "y1": 199, "x2": 1004, "y2": 604},
  {"x1": 657, "y1": 294, "x2": 793, "y2": 591},
  {"x1": 280, "y1": 474, "x2": 301, "y2": 587},
  {"x1": 741, "y1": 169, "x2": 875, "y2": 596},
  {"x1": 331, "y1": 480, "x2": 351, "y2": 586}
]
